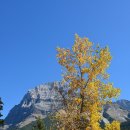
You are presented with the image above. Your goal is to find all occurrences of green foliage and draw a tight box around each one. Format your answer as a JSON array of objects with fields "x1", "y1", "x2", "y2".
[
  {"x1": 120, "y1": 120, "x2": 130, "y2": 130},
  {"x1": 33, "y1": 116, "x2": 46, "y2": 130},
  {"x1": 19, "y1": 116, "x2": 55, "y2": 130},
  {"x1": 0, "y1": 98, "x2": 4, "y2": 126}
]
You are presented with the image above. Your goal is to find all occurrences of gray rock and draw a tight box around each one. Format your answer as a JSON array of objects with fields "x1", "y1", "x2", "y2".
[
  {"x1": 2, "y1": 82, "x2": 130, "y2": 129},
  {"x1": 4, "y1": 82, "x2": 62, "y2": 129},
  {"x1": 103, "y1": 100, "x2": 130, "y2": 123}
]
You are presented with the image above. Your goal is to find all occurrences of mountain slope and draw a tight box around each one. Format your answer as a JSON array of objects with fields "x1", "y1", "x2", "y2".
[
  {"x1": 103, "y1": 100, "x2": 130, "y2": 123},
  {"x1": 2, "y1": 82, "x2": 130, "y2": 130},
  {"x1": 4, "y1": 82, "x2": 62, "y2": 129}
]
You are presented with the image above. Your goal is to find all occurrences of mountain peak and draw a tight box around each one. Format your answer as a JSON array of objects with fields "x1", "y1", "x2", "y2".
[
  {"x1": 3, "y1": 82, "x2": 130, "y2": 130},
  {"x1": 4, "y1": 82, "x2": 62, "y2": 129},
  {"x1": 116, "y1": 99, "x2": 130, "y2": 111}
]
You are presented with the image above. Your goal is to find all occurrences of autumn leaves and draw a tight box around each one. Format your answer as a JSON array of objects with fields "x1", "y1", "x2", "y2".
[{"x1": 55, "y1": 35, "x2": 120, "y2": 130}]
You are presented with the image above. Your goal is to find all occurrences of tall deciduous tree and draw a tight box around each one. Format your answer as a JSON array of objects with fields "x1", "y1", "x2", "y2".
[{"x1": 56, "y1": 35, "x2": 120, "y2": 130}]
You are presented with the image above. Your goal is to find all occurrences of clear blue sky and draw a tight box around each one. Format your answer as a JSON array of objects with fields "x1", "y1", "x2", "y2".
[{"x1": 0, "y1": 0, "x2": 130, "y2": 118}]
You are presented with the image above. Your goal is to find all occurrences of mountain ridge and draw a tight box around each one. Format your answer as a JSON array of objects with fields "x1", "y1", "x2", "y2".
[
  {"x1": 4, "y1": 82, "x2": 62, "y2": 129},
  {"x1": 1, "y1": 82, "x2": 130, "y2": 130}
]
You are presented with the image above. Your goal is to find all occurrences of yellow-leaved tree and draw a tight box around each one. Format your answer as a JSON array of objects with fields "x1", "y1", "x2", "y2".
[{"x1": 55, "y1": 35, "x2": 120, "y2": 130}]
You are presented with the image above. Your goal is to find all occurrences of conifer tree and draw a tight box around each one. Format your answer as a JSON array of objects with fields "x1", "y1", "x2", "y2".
[
  {"x1": 56, "y1": 35, "x2": 120, "y2": 130},
  {"x1": 0, "y1": 98, "x2": 4, "y2": 126},
  {"x1": 34, "y1": 116, "x2": 46, "y2": 130}
]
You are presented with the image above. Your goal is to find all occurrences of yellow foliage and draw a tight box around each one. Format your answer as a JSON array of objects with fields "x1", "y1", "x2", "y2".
[
  {"x1": 55, "y1": 34, "x2": 120, "y2": 130},
  {"x1": 105, "y1": 121, "x2": 120, "y2": 130},
  {"x1": 74, "y1": 98, "x2": 82, "y2": 104}
]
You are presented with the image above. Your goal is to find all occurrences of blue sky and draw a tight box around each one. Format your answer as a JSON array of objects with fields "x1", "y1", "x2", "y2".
[{"x1": 0, "y1": 0, "x2": 130, "y2": 117}]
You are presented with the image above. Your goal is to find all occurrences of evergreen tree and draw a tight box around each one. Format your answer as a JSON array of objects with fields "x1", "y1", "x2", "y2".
[
  {"x1": 33, "y1": 116, "x2": 46, "y2": 130},
  {"x1": 0, "y1": 98, "x2": 4, "y2": 126}
]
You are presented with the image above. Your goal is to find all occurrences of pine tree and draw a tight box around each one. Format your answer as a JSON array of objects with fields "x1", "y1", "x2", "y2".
[
  {"x1": 34, "y1": 116, "x2": 46, "y2": 130},
  {"x1": 55, "y1": 35, "x2": 120, "y2": 130},
  {"x1": 0, "y1": 98, "x2": 4, "y2": 126}
]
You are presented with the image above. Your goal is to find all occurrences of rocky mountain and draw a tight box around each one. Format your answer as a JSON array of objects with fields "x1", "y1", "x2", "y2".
[
  {"x1": 102, "y1": 100, "x2": 130, "y2": 123},
  {"x1": 102, "y1": 100, "x2": 130, "y2": 130},
  {"x1": 3, "y1": 82, "x2": 62, "y2": 129},
  {"x1": 1, "y1": 82, "x2": 130, "y2": 130}
]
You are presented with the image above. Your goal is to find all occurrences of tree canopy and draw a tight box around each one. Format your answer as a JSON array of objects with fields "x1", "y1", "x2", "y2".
[{"x1": 55, "y1": 35, "x2": 120, "y2": 130}]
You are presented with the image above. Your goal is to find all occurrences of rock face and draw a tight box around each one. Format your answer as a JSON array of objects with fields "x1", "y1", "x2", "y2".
[
  {"x1": 2, "y1": 82, "x2": 130, "y2": 129},
  {"x1": 4, "y1": 82, "x2": 62, "y2": 129},
  {"x1": 103, "y1": 100, "x2": 130, "y2": 123}
]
